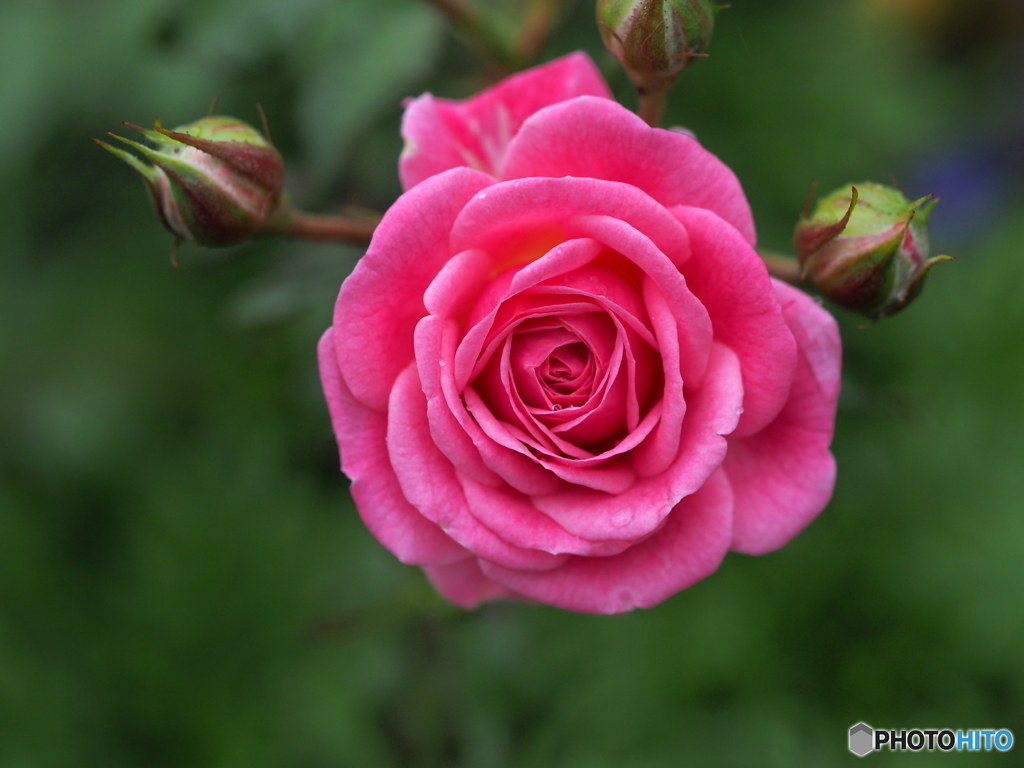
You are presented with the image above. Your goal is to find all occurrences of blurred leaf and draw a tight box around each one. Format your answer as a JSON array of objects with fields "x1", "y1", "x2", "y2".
[
  {"x1": 0, "y1": 5, "x2": 56, "y2": 175},
  {"x1": 227, "y1": 242, "x2": 361, "y2": 328},
  {"x1": 297, "y1": 1, "x2": 444, "y2": 187}
]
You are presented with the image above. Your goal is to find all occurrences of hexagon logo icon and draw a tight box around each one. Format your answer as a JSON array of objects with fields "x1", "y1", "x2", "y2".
[{"x1": 849, "y1": 723, "x2": 874, "y2": 757}]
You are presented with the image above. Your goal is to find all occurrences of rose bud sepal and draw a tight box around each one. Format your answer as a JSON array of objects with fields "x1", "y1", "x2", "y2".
[
  {"x1": 96, "y1": 115, "x2": 286, "y2": 247},
  {"x1": 597, "y1": 0, "x2": 718, "y2": 96},
  {"x1": 795, "y1": 183, "x2": 952, "y2": 320}
]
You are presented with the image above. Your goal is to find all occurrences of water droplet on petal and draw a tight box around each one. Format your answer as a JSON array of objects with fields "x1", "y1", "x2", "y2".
[
  {"x1": 477, "y1": 191, "x2": 487, "y2": 199},
  {"x1": 513, "y1": 180, "x2": 521, "y2": 188},
  {"x1": 736, "y1": 406, "x2": 744, "y2": 415},
  {"x1": 438, "y1": 359, "x2": 446, "y2": 367},
  {"x1": 552, "y1": 404, "x2": 562, "y2": 411},
  {"x1": 611, "y1": 507, "x2": 633, "y2": 527}
]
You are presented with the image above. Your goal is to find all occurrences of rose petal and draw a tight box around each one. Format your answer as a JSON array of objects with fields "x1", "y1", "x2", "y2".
[
  {"x1": 503, "y1": 338, "x2": 663, "y2": 469},
  {"x1": 528, "y1": 261, "x2": 659, "y2": 351},
  {"x1": 400, "y1": 52, "x2": 612, "y2": 189},
  {"x1": 557, "y1": 404, "x2": 664, "y2": 469},
  {"x1": 509, "y1": 327, "x2": 594, "y2": 409},
  {"x1": 423, "y1": 248, "x2": 494, "y2": 321},
  {"x1": 474, "y1": 310, "x2": 652, "y2": 477},
  {"x1": 457, "y1": 237, "x2": 603, "y2": 390},
  {"x1": 480, "y1": 468, "x2": 734, "y2": 614},
  {"x1": 318, "y1": 331, "x2": 466, "y2": 565},
  {"x1": 533, "y1": 343, "x2": 743, "y2": 542},
  {"x1": 418, "y1": 317, "x2": 564, "y2": 495},
  {"x1": 467, "y1": 299, "x2": 603, "y2": 390},
  {"x1": 423, "y1": 557, "x2": 513, "y2": 609},
  {"x1": 509, "y1": 383, "x2": 664, "y2": 469},
  {"x1": 459, "y1": 473, "x2": 635, "y2": 557},
  {"x1": 544, "y1": 336, "x2": 627, "y2": 445},
  {"x1": 463, "y1": 385, "x2": 599, "y2": 491},
  {"x1": 335, "y1": 167, "x2": 494, "y2": 410},
  {"x1": 726, "y1": 280, "x2": 841, "y2": 555},
  {"x1": 415, "y1": 315, "x2": 503, "y2": 487},
  {"x1": 568, "y1": 213, "x2": 713, "y2": 387},
  {"x1": 629, "y1": 276, "x2": 687, "y2": 477},
  {"x1": 466, "y1": 378, "x2": 640, "y2": 494},
  {"x1": 388, "y1": 362, "x2": 569, "y2": 571},
  {"x1": 532, "y1": 456, "x2": 637, "y2": 494},
  {"x1": 451, "y1": 177, "x2": 691, "y2": 269},
  {"x1": 672, "y1": 205, "x2": 798, "y2": 437},
  {"x1": 500, "y1": 96, "x2": 756, "y2": 246}
]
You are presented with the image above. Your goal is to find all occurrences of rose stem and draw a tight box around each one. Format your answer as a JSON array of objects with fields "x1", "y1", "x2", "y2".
[
  {"x1": 637, "y1": 84, "x2": 670, "y2": 128},
  {"x1": 425, "y1": 0, "x2": 519, "y2": 71},
  {"x1": 425, "y1": 0, "x2": 477, "y2": 27},
  {"x1": 515, "y1": 0, "x2": 561, "y2": 62},
  {"x1": 285, "y1": 211, "x2": 378, "y2": 244},
  {"x1": 758, "y1": 250, "x2": 803, "y2": 284}
]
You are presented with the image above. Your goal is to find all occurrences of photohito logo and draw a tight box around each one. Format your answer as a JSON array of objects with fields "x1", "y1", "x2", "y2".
[{"x1": 849, "y1": 723, "x2": 1014, "y2": 756}]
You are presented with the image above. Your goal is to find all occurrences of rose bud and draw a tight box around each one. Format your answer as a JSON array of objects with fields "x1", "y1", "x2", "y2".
[
  {"x1": 95, "y1": 115, "x2": 285, "y2": 247},
  {"x1": 795, "y1": 183, "x2": 952, "y2": 320},
  {"x1": 596, "y1": 0, "x2": 717, "y2": 93}
]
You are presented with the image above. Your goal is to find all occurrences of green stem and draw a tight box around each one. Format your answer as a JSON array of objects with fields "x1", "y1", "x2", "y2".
[
  {"x1": 515, "y1": 0, "x2": 559, "y2": 61},
  {"x1": 758, "y1": 250, "x2": 803, "y2": 284},
  {"x1": 284, "y1": 211, "x2": 378, "y2": 244},
  {"x1": 425, "y1": 0, "x2": 519, "y2": 70},
  {"x1": 636, "y1": 84, "x2": 670, "y2": 128}
]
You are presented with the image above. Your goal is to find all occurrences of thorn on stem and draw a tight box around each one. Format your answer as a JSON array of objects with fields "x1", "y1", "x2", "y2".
[
  {"x1": 256, "y1": 103, "x2": 273, "y2": 145},
  {"x1": 801, "y1": 180, "x2": 818, "y2": 220}
]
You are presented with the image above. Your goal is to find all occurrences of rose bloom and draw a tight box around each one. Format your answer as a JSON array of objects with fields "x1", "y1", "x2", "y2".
[{"x1": 318, "y1": 53, "x2": 841, "y2": 614}]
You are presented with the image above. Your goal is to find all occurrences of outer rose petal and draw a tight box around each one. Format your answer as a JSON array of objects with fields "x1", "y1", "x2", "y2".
[
  {"x1": 725, "y1": 280, "x2": 842, "y2": 555},
  {"x1": 672, "y1": 205, "x2": 798, "y2": 437},
  {"x1": 451, "y1": 176, "x2": 692, "y2": 269},
  {"x1": 480, "y1": 468, "x2": 734, "y2": 614},
  {"x1": 334, "y1": 167, "x2": 494, "y2": 411},
  {"x1": 318, "y1": 331, "x2": 467, "y2": 566},
  {"x1": 457, "y1": 474, "x2": 635, "y2": 558},
  {"x1": 399, "y1": 52, "x2": 612, "y2": 189},
  {"x1": 423, "y1": 557, "x2": 513, "y2": 609},
  {"x1": 501, "y1": 96, "x2": 756, "y2": 246}
]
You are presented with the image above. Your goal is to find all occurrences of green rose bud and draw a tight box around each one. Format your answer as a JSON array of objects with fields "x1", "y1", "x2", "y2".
[
  {"x1": 794, "y1": 183, "x2": 952, "y2": 320},
  {"x1": 597, "y1": 0, "x2": 717, "y2": 93},
  {"x1": 96, "y1": 115, "x2": 286, "y2": 247}
]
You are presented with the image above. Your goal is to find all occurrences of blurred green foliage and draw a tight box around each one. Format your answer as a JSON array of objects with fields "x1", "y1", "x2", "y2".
[{"x1": 1, "y1": 0, "x2": 1023, "y2": 765}]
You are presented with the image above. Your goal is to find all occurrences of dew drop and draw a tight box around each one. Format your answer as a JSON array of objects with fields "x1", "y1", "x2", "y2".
[
  {"x1": 513, "y1": 180, "x2": 521, "y2": 188},
  {"x1": 477, "y1": 191, "x2": 487, "y2": 199},
  {"x1": 552, "y1": 404, "x2": 562, "y2": 411},
  {"x1": 736, "y1": 406, "x2": 744, "y2": 416},
  {"x1": 610, "y1": 507, "x2": 634, "y2": 527},
  {"x1": 438, "y1": 359, "x2": 446, "y2": 367}
]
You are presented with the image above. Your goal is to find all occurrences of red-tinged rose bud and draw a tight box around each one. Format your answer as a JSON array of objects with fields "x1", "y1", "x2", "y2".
[
  {"x1": 795, "y1": 183, "x2": 952, "y2": 320},
  {"x1": 95, "y1": 115, "x2": 286, "y2": 247},
  {"x1": 597, "y1": 0, "x2": 718, "y2": 94}
]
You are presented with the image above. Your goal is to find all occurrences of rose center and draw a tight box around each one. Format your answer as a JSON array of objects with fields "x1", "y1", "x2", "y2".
[{"x1": 541, "y1": 342, "x2": 590, "y2": 395}]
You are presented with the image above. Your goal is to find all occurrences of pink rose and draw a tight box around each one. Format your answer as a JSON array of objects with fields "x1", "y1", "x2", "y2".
[{"x1": 318, "y1": 53, "x2": 842, "y2": 614}]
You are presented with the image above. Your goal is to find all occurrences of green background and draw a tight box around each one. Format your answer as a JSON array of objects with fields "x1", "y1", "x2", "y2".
[{"x1": 1, "y1": 0, "x2": 1022, "y2": 764}]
